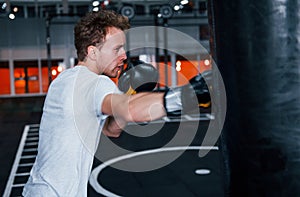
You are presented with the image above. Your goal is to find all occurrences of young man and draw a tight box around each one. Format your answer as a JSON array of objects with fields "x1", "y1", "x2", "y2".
[{"x1": 23, "y1": 10, "x2": 210, "y2": 196}]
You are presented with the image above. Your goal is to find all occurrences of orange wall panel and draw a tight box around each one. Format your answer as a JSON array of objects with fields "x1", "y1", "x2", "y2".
[
  {"x1": 157, "y1": 62, "x2": 172, "y2": 87},
  {"x1": 14, "y1": 68, "x2": 25, "y2": 94},
  {"x1": 42, "y1": 67, "x2": 49, "y2": 92},
  {"x1": 0, "y1": 59, "x2": 212, "y2": 95},
  {"x1": 27, "y1": 67, "x2": 39, "y2": 93},
  {"x1": 0, "y1": 68, "x2": 11, "y2": 94}
]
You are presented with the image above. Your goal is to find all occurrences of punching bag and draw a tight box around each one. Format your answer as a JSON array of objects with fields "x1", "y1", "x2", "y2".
[{"x1": 208, "y1": 0, "x2": 300, "y2": 196}]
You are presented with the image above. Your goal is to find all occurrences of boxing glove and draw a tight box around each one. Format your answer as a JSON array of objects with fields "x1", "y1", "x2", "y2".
[
  {"x1": 163, "y1": 70, "x2": 211, "y2": 116},
  {"x1": 118, "y1": 60, "x2": 159, "y2": 94}
]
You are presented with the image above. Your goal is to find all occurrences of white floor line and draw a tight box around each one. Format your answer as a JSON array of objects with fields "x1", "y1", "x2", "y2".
[
  {"x1": 28, "y1": 124, "x2": 40, "y2": 128},
  {"x1": 183, "y1": 114, "x2": 193, "y2": 121},
  {"x1": 127, "y1": 113, "x2": 213, "y2": 125},
  {"x1": 3, "y1": 125, "x2": 30, "y2": 197},
  {"x1": 25, "y1": 137, "x2": 39, "y2": 141},
  {"x1": 25, "y1": 142, "x2": 38, "y2": 146},
  {"x1": 12, "y1": 183, "x2": 26, "y2": 188},
  {"x1": 15, "y1": 172, "x2": 31, "y2": 176},
  {"x1": 20, "y1": 155, "x2": 37, "y2": 159},
  {"x1": 89, "y1": 145, "x2": 219, "y2": 197},
  {"x1": 23, "y1": 148, "x2": 38, "y2": 152},
  {"x1": 27, "y1": 132, "x2": 39, "y2": 136},
  {"x1": 19, "y1": 163, "x2": 34, "y2": 167}
]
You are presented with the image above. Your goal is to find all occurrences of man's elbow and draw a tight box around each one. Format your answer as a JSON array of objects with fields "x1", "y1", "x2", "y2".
[{"x1": 102, "y1": 127, "x2": 123, "y2": 138}]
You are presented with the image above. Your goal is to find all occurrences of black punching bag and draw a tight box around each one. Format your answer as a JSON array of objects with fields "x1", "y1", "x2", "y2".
[{"x1": 208, "y1": 0, "x2": 300, "y2": 196}]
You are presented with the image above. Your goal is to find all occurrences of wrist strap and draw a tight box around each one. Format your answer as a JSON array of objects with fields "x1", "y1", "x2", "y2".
[{"x1": 163, "y1": 87, "x2": 182, "y2": 116}]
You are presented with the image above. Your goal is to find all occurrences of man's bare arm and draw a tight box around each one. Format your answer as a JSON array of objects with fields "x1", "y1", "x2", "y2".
[
  {"x1": 102, "y1": 92, "x2": 166, "y2": 122},
  {"x1": 102, "y1": 116, "x2": 126, "y2": 137},
  {"x1": 101, "y1": 92, "x2": 166, "y2": 136}
]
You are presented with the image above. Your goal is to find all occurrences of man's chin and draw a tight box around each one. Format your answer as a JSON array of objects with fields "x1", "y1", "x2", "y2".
[{"x1": 103, "y1": 72, "x2": 118, "y2": 78}]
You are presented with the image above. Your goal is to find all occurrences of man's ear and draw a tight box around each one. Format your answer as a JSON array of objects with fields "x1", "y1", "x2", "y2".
[{"x1": 87, "y1": 46, "x2": 97, "y2": 60}]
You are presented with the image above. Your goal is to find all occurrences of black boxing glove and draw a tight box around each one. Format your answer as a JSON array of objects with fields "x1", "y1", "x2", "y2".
[
  {"x1": 118, "y1": 60, "x2": 159, "y2": 94},
  {"x1": 163, "y1": 70, "x2": 211, "y2": 116},
  {"x1": 118, "y1": 63, "x2": 133, "y2": 94}
]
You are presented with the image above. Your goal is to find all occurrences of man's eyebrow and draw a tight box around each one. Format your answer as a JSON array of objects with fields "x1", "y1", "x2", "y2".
[{"x1": 115, "y1": 44, "x2": 125, "y2": 49}]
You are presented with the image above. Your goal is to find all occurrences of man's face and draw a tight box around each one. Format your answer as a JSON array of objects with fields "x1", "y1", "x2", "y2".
[{"x1": 97, "y1": 27, "x2": 127, "y2": 78}]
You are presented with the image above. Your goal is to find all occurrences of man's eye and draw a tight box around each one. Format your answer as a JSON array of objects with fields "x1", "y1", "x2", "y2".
[{"x1": 115, "y1": 46, "x2": 123, "y2": 53}]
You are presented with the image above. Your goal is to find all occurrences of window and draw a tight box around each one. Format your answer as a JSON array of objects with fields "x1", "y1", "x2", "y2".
[
  {"x1": 14, "y1": 60, "x2": 39, "y2": 94},
  {"x1": 41, "y1": 59, "x2": 63, "y2": 92}
]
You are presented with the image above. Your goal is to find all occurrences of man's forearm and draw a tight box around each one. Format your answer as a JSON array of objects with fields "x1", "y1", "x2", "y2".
[{"x1": 102, "y1": 116, "x2": 127, "y2": 137}]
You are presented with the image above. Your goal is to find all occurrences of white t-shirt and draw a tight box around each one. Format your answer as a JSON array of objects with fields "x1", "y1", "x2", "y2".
[{"x1": 23, "y1": 66, "x2": 120, "y2": 196}]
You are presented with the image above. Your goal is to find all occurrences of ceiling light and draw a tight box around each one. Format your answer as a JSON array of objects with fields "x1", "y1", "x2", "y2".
[
  {"x1": 180, "y1": 0, "x2": 189, "y2": 5},
  {"x1": 92, "y1": 1, "x2": 100, "y2": 7},
  {"x1": 1, "y1": 3, "x2": 7, "y2": 10},
  {"x1": 103, "y1": 0, "x2": 109, "y2": 6},
  {"x1": 174, "y1": 5, "x2": 180, "y2": 11},
  {"x1": 9, "y1": 13, "x2": 15, "y2": 20},
  {"x1": 13, "y1": 7, "x2": 18, "y2": 13},
  {"x1": 159, "y1": 5, "x2": 173, "y2": 19},
  {"x1": 204, "y1": 59, "x2": 210, "y2": 66},
  {"x1": 195, "y1": 169, "x2": 210, "y2": 175},
  {"x1": 51, "y1": 69, "x2": 57, "y2": 76},
  {"x1": 93, "y1": 7, "x2": 99, "y2": 12},
  {"x1": 120, "y1": 6, "x2": 135, "y2": 19}
]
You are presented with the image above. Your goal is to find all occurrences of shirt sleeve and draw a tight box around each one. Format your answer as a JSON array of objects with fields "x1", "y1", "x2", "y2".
[{"x1": 94, "y1": 75, "x2": 122, "y2": 117}]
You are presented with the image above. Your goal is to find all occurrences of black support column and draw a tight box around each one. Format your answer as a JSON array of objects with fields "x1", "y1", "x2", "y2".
[{"x1": 209, "y1": 0, "x2": 300, "y2": 196}]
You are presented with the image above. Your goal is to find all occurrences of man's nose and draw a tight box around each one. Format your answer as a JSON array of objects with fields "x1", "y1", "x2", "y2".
[{"x1": 120, "y1": 48, "x2": 127, "y2": 60}]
